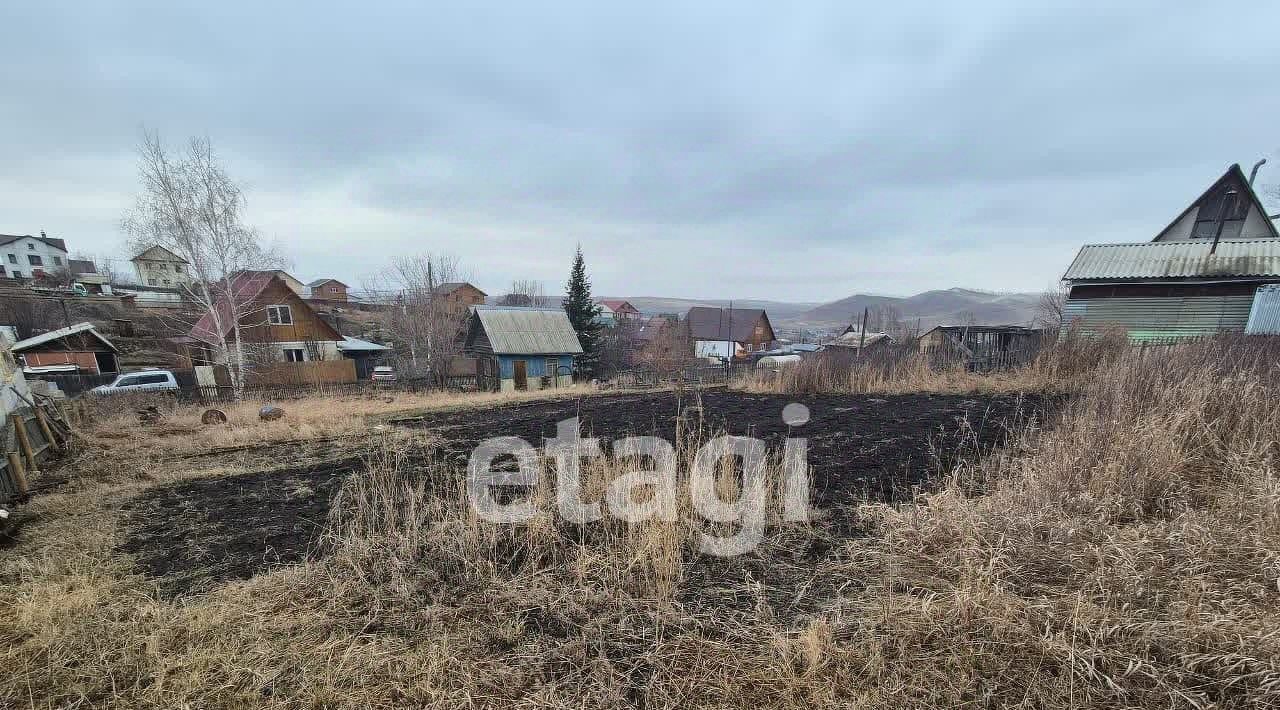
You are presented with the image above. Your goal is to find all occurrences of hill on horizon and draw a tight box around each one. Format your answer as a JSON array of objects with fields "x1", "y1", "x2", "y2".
[{"x1": 610, "y1": 287, "x2": 1044, "y2": 330}]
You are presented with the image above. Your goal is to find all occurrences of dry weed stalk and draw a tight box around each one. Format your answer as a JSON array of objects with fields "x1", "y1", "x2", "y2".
[{"x1": 3, "y1": 335, "x2": 1279, "y2": 708}]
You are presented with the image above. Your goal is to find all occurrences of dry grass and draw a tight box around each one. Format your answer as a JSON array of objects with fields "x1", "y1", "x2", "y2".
[
  {"x1": 79, "y1": 386, "x2": 590, "y2": 462},
  {"x1": 3, "y1": 336, "x2": 1279, "y2": 707},
  {"x1": 738, "y1": 331, "x2": 1130, "y2": 396}
]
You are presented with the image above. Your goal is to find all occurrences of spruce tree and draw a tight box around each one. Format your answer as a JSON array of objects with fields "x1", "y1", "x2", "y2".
[{"x1": 563, "y1": 246, "x2": 603, "y2": 377}]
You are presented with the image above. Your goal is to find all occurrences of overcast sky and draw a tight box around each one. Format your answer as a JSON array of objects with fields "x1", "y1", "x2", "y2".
[{"x1": 3, "y1": 2, "x2": 1279, "y2": 302}]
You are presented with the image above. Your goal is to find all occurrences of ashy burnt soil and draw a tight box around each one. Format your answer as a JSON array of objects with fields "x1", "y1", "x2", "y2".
[
  {"x1": 118, "y1": 390, "x2": 1042, "y2": 596},
  {"x1": 393, "y1": 390, "x2": 1038, "y2": 507}
]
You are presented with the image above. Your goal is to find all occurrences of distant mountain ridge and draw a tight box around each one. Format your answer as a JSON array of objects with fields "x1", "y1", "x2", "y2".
[
  {"x1": 609, "y1": 288, "x2": 1042, "y2": 330},
  {"x1": 793, "y1": 288, "x2": 1042, "y2": 329}
]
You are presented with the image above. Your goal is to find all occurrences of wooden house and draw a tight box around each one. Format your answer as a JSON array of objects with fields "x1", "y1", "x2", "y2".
[
  {"x1": 464, "y1": 307, "x2": 582, "y2": 391},
  {"x1": 683, "y1": 306, "x2": 775, "y2": 361},
  {"x1": 185, "y1": 271, "x2": 353, "y2": 383},
  {"x1": 1062, "y1": 164, "x2": 1280, "y2": 340},
  {"x1": 307, "y1": 278, "x2": 349, "y2": 303},
  {"x1": 432, "y1": 282, "x2": 488, "y2": 316}
]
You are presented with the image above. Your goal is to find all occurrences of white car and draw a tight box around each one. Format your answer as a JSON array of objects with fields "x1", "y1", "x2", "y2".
[
  {"x1": 371, "y1": 366, "x2": 396, "y2": 382},
  {"x1": 91, "y1": 370, "x2": 180, "y2": 395}
]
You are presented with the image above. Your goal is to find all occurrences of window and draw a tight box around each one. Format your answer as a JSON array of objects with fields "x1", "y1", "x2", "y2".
[
  {"x1": 52, "y1": 256, "x2": 62, "y2": 266},
  {"x1": 116, "y1": 375, "x2": 142, "y2": 387},
  {"x1": 1192, "y1": 186, "x2": 1248, "y2": 239},
  {"x1": 174, "y1": 264, "x2": 183, "y2": 273},
  {"x1": 27, "y1": 243, "x2": 34, "y2": 250},
  {"x1": 284, "y1": 348, "x2": 305, "y2": 362},
  {"x1": 267, "y1": 305, "x2": 293, "y2": 325},
  {"x1": 0, "y1": 266, "x2": 5, "y2": 276},
  {"x1": 546, "y1": 357, "x2": 559, "y2": 378},
  {"x1": 138, "y1": 373, "x2": 170, "y2": 385},
  {"x1": 6, "y1": 254, "x2": 15, "y2": 264},
  {"x1": 162, "y1": 279, "x2": 171, "y2": 286},
  {"x1": 27, "y1": 255, "x2": 41, "y2": 266},
  {"x1": 12, "y1": 271, "x2": 21, "y2": 279},
  {"x1": 148, "y1": 278, "x2": 157, "y2": 286}
]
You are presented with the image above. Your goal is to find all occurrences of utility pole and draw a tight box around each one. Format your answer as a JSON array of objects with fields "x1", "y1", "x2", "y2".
[
  {"x1": 725, "y1": 301, "x2": 733, "y2": 373},
  {"x1": 858, "y1": 307, "x2": 868, "y2": 355}
]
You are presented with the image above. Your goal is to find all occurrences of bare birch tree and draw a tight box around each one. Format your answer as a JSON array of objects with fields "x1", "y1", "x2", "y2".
[
  {"x1": 367, "y1": 253, "x2": 470, "y2": 383},
  {"x1": 121, "y1": 131, "x2": 279, "y2": 398}
]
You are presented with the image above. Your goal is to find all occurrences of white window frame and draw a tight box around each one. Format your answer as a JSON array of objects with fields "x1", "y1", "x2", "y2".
[
  {"x1": 284, "y1": 347, "x2": 306, "y2": 362},
  {"x1": 267, "y1": 305, "x2": 293, "y2": 325}
]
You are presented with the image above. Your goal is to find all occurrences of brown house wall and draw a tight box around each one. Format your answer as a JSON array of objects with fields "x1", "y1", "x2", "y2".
[
  {"x1": 20, "y1": 351, "x2": 103, "y2": 373},
  {"x1": 237, "y1": 280, "x2": 343, "y2": 344},
  {"x1": 311, "y1": 282, "x2": 348, "y2": 301}
]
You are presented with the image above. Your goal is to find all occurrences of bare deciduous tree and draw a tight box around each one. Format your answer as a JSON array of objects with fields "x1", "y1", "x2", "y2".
[
  {"x1": 121, "y1": 131, "x2": 280, "y2": 399},
  {"x1": 1035, "y1": 284, "x2": 1069, "y2": 332},
  {"x1": 0, "y1": 296, "x2": 63, "y2": 340},
  {"x1": 498, "y1": 279, "x2": 546, "y2": 307},
  {"x1": 366, "y1": 253, "x2": 470, "y2": 383}
]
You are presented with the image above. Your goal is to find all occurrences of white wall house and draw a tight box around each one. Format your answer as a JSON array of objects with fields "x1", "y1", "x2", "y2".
[
  {"x1": 131, "y1": 245, "x2": 195, "y2": 288},
  {"x1": 0, "y1": 233, "x2": 69, "y2": 280}
]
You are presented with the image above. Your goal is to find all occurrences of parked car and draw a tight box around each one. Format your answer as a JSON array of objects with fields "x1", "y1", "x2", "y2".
[
  {"x1": 90, "y1": 369, "x2": 180, "y2": 395},
  {"x1": 371, "y1": 366, "x2": 396, "y2": 382}
]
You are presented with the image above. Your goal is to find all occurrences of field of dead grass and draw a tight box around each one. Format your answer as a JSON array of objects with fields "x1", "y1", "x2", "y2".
[{"x1": 2, "y1": 337, "x2": 1279, "y2": 708}]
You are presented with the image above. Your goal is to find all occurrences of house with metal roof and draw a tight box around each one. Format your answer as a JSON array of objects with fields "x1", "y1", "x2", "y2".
[
  {"x1": 683, "y1": 306, "x2": 776, "y2": 361},
  {"x1": 1062, "y1": 163, "x2": 1280, "y2": 340},
  {"x1": 10, "y1": 322, "x2": 119, "y2": 375},
  {"x1": 463, "y1": 306, "x2": 583, "y2": 391}
]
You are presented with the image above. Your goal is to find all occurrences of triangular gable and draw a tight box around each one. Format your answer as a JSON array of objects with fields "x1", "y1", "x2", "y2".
[
  {"x1": 188, "y1": 271, "x2": 341, "y2": 344},
  {"x1": 132, "y1": 245, "x2": 191, "y2": 263},
  {"x1": 1152, "y1": 164, "x2": 1279, "y2": 242}
]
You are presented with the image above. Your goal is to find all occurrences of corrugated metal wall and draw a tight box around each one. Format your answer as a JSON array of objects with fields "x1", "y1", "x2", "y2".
[
  {"x1": 1246, "y1": 285, "x2": 1280, "y2": 334},
  {"x1": 1063, "y1": 295, "x2": 1255, "y2": 340}
]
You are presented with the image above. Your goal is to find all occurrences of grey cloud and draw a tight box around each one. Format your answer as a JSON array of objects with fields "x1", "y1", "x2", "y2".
[{"x1": 2, "y1": 1, "x2": 1279, "y2": 300}]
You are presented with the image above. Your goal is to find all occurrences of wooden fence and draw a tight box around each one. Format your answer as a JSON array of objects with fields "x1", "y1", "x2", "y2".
[
  {"x1": 2, "y1": 396, "x2": 79, "y2": 504},
  {"x1": 246, "y1": 359, "x2": 357, "y2": 387}
]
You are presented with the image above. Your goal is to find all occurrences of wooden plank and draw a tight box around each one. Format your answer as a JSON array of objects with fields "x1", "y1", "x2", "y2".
[
  {"x1": 12, "y1": 419, "x2": 39, "y2": 476},
  {"x1": 34, "y1": 407, "x2": 62, "y2": 453},
  {"x1": 6, "y1": 452, "x2": 29, "y2": 497}
]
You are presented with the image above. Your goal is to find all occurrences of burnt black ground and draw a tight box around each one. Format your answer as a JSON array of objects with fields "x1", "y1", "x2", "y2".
[
  {"x1": 117, "y1": 389, "x2": 1041, "y2": 596},
  {"x1": 394, "y1": 390, "x2": 1037, "y2": 507}
]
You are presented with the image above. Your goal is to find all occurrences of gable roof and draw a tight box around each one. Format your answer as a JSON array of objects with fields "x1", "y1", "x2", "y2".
[
  {"x1": 11, "y1": 322, "x2": 118, "y2": 353},
  {"x1": 598, "y1": 299, "x2": 638, "y2": 313},
  {"x1": 684, "y1": 306, "x2": 773, "y2": 342},
  {"x1": 0, "y1": 234, "x2": 68, "y2": 252},
  {"x1": 336, "y1": 336, "x2": 390, "y2": 352},
  {"x1": 131, "y1": 245, "x2": 190, "y2": 264},
  {"x1": 434, "y1": 281, "x2": 487, "y2": 296},
  {"x1": 1153, "y1": 164, "x2": 1279, "y2": 242},
  {"x1": 466, "y1": 307, "x2": 583, "y2": 355},
  {"x1": 1063, "y1": 239, "x2": 1280, "y2": 281},
  {"x1": 68, "y1": 259, "x2": 97, "y2": 275},
  {"x1": 188, "y1": 271, "x2": 340, "y2": 344},
  {"x1": 636, "y1": 315, "x2": 671, "y2": 341},
  {"x1": 307, "y1": 278, "x2": 348, "y2": 288}
]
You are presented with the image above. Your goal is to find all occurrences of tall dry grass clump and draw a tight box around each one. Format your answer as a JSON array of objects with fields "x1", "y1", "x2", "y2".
[
  {"x1": 843, "y1": 335, "x2": 1280, "y2": 706},
  {"x1": 743, "y1": 329, "x2": 1134, "y2": 396},
  {"x1": 6, "y1": 336, "x2": 1280, "y2": 708}
]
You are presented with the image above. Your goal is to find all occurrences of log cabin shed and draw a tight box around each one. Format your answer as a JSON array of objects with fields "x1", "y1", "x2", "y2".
[
  {"x1": 1062, "y1": 164, "x2": 1280, "y2": 340},
  {"x1": 464, "y1": 306, "x2": 582, "y2": 391}
]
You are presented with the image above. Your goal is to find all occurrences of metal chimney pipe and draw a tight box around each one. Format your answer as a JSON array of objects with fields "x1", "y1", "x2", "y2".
[{"x1": 1250, "y1": 158, "x2": 1267, "y2": 185}]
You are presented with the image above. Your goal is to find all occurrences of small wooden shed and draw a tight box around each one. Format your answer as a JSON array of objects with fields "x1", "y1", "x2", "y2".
[{"x1": 464, "y1": 307, "x2": 583, "y2": 391}]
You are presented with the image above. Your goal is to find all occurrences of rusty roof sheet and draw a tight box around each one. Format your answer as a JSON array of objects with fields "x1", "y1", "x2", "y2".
[{"x1": 1064, "y1": 240, "x2": 1280, "y2": 281}]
